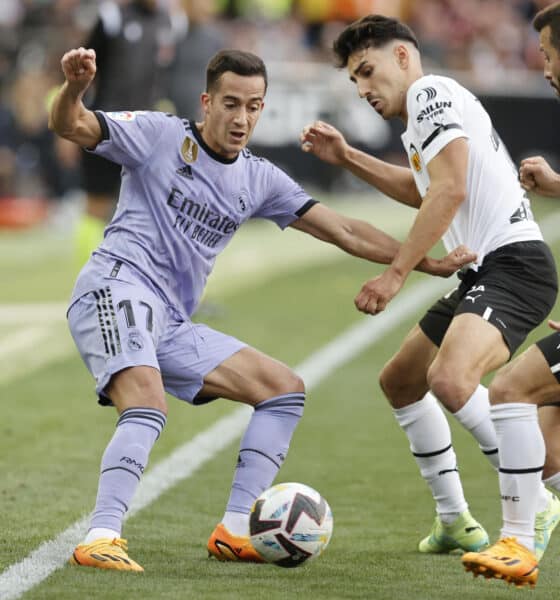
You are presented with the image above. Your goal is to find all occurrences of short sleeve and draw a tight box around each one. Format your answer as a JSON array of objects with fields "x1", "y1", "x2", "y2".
[
  {"x1": 89, "y1": 110, "x2": 172, "y2": 168},
  {"x1": 407, "y1": 79, "x2": 468, "y2": 164},
  {"x1": 252, "y1": 163, "x2": 316, "y2": 229}
]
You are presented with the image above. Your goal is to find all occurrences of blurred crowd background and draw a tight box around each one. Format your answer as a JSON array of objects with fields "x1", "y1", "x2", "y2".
[{"x1": 0, "y1": 0, "x2": 557, "y2": 228}]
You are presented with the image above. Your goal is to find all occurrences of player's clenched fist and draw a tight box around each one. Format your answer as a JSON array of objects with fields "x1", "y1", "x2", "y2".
[
  {"x1": 519, "y1": 155, "x2": 560, "y2": 197},
  {"x1": 354, "y1": 268, "x2": 404, "y2": 315},
  {"x1": 61, "y1": 47, "x2": 96, "y2": 89}
]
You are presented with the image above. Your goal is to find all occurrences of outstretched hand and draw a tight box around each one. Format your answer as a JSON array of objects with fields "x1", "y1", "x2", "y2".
[
  {"x1": 61, "y1": 47, "x2": 96, "y2": 92},
  {"x1": 434, "y1": 244, "x2": 477, "y2": 277},
  {"x1": 300, "y1": 121, "x2": 349, "y2": 166}
]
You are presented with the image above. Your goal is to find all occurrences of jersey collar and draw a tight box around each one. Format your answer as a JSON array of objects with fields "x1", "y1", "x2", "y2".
[{"x1": 191, "y1": 122, "x2": 239, "y2": 165}]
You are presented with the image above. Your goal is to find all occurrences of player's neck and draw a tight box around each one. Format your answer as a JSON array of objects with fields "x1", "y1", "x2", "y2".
[
  {"x1": 193, "y1": 121, "x2": 239, "y2": 164},
  {"x1": 400, "y1": 69, "x2": 424, "y2": 122}
]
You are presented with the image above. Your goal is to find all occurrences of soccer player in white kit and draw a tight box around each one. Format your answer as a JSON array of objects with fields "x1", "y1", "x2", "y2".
[
  {"x1": 461, "y1": 3, "x2": 560, "y2": 587},
  {"x1": 300, "y1": 15, "x2": 559, "y2": 562},
  {"x1": 48, "y1": 47, "x2": 474, "y2": 572}
]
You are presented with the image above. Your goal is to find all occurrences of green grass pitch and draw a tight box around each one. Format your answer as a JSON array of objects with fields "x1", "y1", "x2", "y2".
[{"x1": 1, "y1": 195, "x2": 560, "y2": 599}]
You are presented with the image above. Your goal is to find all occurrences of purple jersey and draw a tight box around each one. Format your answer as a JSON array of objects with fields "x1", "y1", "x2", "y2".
[{"x1": 71, "y1": 110, "x2": 316, "y2": 316}]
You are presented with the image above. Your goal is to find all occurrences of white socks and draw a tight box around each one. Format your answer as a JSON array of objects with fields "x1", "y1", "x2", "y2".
[
  {"x1": 492, "y1": 403, "x2": 545, "y2": 552},
  {"x1": 452, "y1": 386, "x2": 499, "y2": 469},
  {"x1": 394, "y1": 394, "x2": 468, "y2": 517},
  {"x1": 84, "y1": 527, "x2": 120, "y2": 544},
  {"x1": 222, "y1": 511, "x2": 250, "y2": 536}
]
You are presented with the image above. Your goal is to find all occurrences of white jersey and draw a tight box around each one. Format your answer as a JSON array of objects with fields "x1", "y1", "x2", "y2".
[{"x1": 401, "y1": 74, "x2": 542, "y2": 267}]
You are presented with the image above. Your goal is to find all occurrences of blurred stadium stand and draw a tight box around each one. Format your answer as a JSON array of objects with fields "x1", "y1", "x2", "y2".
[{"x1": 1, "y1": 0, "x2": 560, "y2": 227}]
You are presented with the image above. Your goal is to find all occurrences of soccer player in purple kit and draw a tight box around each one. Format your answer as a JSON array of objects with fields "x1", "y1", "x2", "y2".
[{"x1": 49, "y1": 46, "x2": 474, "y2": 572}]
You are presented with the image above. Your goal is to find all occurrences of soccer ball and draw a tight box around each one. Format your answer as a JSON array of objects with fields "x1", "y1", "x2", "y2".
[{"x1": 249, "y1": 482, "x2": 333, "y2": 568}]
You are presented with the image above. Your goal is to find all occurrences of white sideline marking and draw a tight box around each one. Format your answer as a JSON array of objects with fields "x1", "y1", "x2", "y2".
[
  {"x1": 0, "y1": 327, "x2": 52, "y2": 359},
  {"x1": 2, "y1": 210, "x2": 560, "y2": 598},
  {"x1": 0, "y1": 303, "x2": 71, "y2": 386},
  {"x1": 0, "y1": 274, "x2": 451, "y2": 600},
  {"x1": 0, "y1": 324, "x2": 75, "y2": 387},
  {"x1": 0, "y1": 303, "x2": 66, "y2": 324}
]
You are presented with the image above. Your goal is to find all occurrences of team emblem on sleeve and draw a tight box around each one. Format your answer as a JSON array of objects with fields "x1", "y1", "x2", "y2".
[
  {"x1": 416, "y1": 86, "x2": 438, "y2": 102},
  {"x1": 409, "y1": 143, "x2": 422, "y2": 173}
]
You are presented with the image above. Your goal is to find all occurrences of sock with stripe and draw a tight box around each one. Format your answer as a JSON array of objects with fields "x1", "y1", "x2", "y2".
[
  {"x1": 222, "y1": 393, "x2": 304, "y2": 535},
  {"x1": 86, "y1": 407, "x2": 166, "y2": 539},
  {"x1": 491, "y1": 402, "x2": 545, "y2": 552},
  {"x1": 452, "y1": 386, "x2": 499, "y2": 468},
  {"x1": 394, "y1": 394, "x2": 468, "y2": 520}
]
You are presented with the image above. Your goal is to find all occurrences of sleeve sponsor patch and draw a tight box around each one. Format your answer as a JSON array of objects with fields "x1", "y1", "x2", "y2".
[
  {"x1": 416, "y1": 101, "x2": 452, "y2": 123},
  {"x1": 106, "y1": 111, "x2": 146, "y2": 122}
]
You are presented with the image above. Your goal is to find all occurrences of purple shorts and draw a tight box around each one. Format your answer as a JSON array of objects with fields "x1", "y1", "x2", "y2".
[{"x1": 67, "y1": 272, "x2": 246, "y2": 405}]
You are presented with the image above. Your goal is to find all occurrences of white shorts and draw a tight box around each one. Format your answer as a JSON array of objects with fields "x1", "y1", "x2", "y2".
[{"x1": 67, "y1": 275, "x2": 246, "y2": 405}]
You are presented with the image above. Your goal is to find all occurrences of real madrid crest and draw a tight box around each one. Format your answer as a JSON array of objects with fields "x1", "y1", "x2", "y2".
[
  {"x1": 181, "y1": 137, "x2": 199, "y2": 163},
  {"x1": 235, "y1": 190, "x2": 249, "y2": 213}
]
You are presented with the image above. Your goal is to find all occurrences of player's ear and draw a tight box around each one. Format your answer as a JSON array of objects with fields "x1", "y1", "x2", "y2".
[
  {"x1": 394, "y1": 43, "x2": 409, "y2": 69},
  {"x1": 201, "y1": 92, "x2": 210, "y2": 115}
]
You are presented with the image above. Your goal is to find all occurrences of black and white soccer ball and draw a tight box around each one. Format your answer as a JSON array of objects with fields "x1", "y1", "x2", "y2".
[{"x1": 249, "y1": 482, "x2": 334, "y2": 568}]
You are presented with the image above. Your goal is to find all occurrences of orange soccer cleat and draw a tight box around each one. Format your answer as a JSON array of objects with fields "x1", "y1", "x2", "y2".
[
  {"x1": 207, "y1": 523, "x2": 264, "y2": 563},
  {"x1": 462, "y1": 537, "x2": 538, "y2": 588},
  {"x1": 69, "y1": 537, "x2": 144, "y2": 572}
]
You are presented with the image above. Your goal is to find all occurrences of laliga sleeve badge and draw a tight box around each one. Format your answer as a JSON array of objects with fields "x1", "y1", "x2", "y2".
[
  {"x1": 181, "y1": 137, "x2": 199, "y2": 163},
  {"x1": 107, "y1": 111, "x2": 138, "y2": 122}
]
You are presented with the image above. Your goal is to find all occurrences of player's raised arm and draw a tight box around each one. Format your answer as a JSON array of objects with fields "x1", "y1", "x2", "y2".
[
  {"x1": 48, "y1": 48, "x2": 102, "y2": 148},
  {"x1": 300, "y1": 120, "x2": 422, "y2": 208},
  {"x1": 289, "y1": 202, "x2": 475, "y2": 277},
  {"x1": 519, "y1": 156, "x2": 560, "y2": 197}
]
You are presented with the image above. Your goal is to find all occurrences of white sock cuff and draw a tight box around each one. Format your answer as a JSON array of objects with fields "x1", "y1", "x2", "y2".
[
  {"x1": 222, "y1": 511, "x2": 250, "y2": 536},
  {"x1": 84, "y1": 527, "x2": 121, "y2": 544},
  {"x1": 393, "y1": 393, "x2": 438, "y2": 428},
  {"x1": 453, "y1": 385, "x2": 489, "y2": 429},
  {"x1": 491, "y1": 402, "x2": 537, "y2": 423}
]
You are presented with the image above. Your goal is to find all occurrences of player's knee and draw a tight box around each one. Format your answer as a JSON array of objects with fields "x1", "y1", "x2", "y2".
[
  {"x1": 427, "y1": 363, "x2": 472, "y2": 411},
  {"x1": 379, "y1": 359, "x2": 413, "y2": 406},
  {"x1": 256, "y1": 369, "x2": 305, "y2": 401},
  {"x1": 292, "y1": 372, "x2": 305, "y2": 394},
  {"x1": 109, "y1": 367, "x2": 167, "y2": 414},
  {"x1": 488, "y1": 369, "x2": 522, "y2": 406},
  {"x1": 274, "y1": 371, "x2": 305, "y2": 396},
  {"x1": 379, "y1": 362, "x2": 396, "y2": 398}
]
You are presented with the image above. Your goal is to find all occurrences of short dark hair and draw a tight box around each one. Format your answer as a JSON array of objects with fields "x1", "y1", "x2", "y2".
[
  {"x1": 206, "y1": 50, "x2": 268, "y2": 93},
  {"x1": 333, "y1": 14, "x2": 419, "y2": 68},
  {"x1": 533, "y1": 2, "x2": 560, "y2": 52}
]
